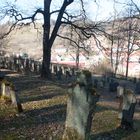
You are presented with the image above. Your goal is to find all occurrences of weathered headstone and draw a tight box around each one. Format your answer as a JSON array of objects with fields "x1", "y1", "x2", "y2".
[
  {"x1": 66, "y1": 70, "x2": 71, "y2": 79},
  {"x1": 25, "y1": 58, "x2": 30, "y2": 73},
  {"x1": 57, "y1": 67, "x2": 62, "y2": 80},
  {"x1": 93, "y1": 79, "x2": 98, "y2": 88},
  {"x1": 116, "y1": 85, "x2": 124, "y2": 119},
  {"x1": 10, "y1": 86, "x2": 23, "y2": 113},
  {"x1": 0, "y1": 76, "x2": 23, "y2": 113},
  {"x1": 34, "y1": 61, "x2": 38, "y2": 73},
  {"x1": 63, "y1": 70, "x2": 100, "y2": 140},
  {"x1": 135, "y1": 80, "x2": 140, "y2": 94},
  {"x1": 120, "y1": 89, "x2": 137, "y2": 131},
  {"x1": 98, "y1": 80, "x2": 104, "y2": 89},
  {"x1": 0, "y1": 74, "x2": 6, "y2": 96},
  {"x1": 109, "y1": 79, "x2": 119, "y2": 92},
  {"x1": 133, "y1": 77, "x2": 137, "y2": 83}
]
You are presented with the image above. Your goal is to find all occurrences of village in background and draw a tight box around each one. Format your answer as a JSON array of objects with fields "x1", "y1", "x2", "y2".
[{"x1": 0, "y1": 20, "x2": 140, "y2": 78}]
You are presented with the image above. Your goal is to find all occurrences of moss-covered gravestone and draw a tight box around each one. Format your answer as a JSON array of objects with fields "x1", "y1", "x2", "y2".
[
  {"x1": 63, "y1": 70, "x2": 100, "y2": 140},
  {"x1": 0, "y1": 75, "x2": 23, "y2": 113}
]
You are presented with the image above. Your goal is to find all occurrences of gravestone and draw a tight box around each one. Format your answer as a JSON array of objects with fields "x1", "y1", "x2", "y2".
[
  {"x1": 109, "y1": 79, "x2": 119, "y2": 92},
  {"x1": 9, "y1": 86, "x2": 23, "y2": 113},
  {"x1": 93, "y1": 79, "x2": 98, "y2": 88},
  {"x1": 0, "y1": 74, "x2": 5, "y2": 97},
  {"x1": 57, "y1": 67, "x2": 62, "y2": 80},
  {"x1": 25, "y1": 58, "x2": 30, "y2": 73},
  {"x1": 120, "y1": 89, "x2": 137, "y2": 131},
  {"x1": 98, "y1": 80, "x2": 104, "y2": 89},
  {"x1": 101, "y1": 78, "x2": 106, "y2": 87},
  {"x1": 63, "y1": 70, "x2": 100, "y2": 140},
  {"x1": 66, "y1": 70, "x2": 71, "y2": 78},
  {"x1": 0, "y1": 76, "x2": 23, "y2": 113},
  {"x1": 135, "y1": 80, "x2": 140, "y2": 94},
  {"x1": 133, "y1": 77, "x2": 137, "y2": 83},
  {"x1": 116, "y1": 85, "x2": 124, "y2": 119},
  {"x1": 34, "y1": 61, "x2": 38, "y2": 73}
]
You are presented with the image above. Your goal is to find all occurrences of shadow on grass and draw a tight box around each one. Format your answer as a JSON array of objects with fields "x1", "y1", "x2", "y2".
[
  {"x1": 92, "y1": 104, "x2": 140, "y2": 140},
  {"x1": 21, "y1": 92, "x2": 64, "y2": 103},
  {"x1": 0, "y1": 104, "x2": 66, "y2": 130},
  {"x1": 96, "y1": 103, "x2": 118, "y2": 113},
  {"x1": 91, "y1": 127, "x2": 136, "y2": 140},
  {"x1": 24, "y1": 104, "x2": 66, "y2": 123},
  {"x1": 1, "y1": 69, "x2": 66, "y2": 103},
  {"x1": 0, "y1": 69, "x2": 18, "y2": 76},
  {"x1": 96, "y1": 101, "x2": 140, "y2": 114}
]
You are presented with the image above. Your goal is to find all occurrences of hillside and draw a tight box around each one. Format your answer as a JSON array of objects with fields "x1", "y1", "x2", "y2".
[{"x1": 5, "y1": 24, "x2": 43, "y2": 60}]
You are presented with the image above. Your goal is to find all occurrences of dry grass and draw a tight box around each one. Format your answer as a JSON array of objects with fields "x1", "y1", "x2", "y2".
[{"x1": 0, "y1": 70, "x2": 140, "y2": 140}]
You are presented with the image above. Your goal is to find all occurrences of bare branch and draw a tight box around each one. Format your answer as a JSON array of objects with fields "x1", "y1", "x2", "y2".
[
  {"x1": 6, "y1": 6, "x2": 44, "y2": 22},
  {"x1": 57, "y1": 34, "x2": 89, "y2": 53},
  {"x1": 49, "y1": 0, "x2": 74, "y2": 47},
  {"x1": 65, "y1": 0, "x2": 74, "y2": 6},
  {"x1": 0, "y1": 22, "x2": 17, "y2": 40},
  {"x1": 131, "y1": 0, "x2": 140, "y2": 14}
]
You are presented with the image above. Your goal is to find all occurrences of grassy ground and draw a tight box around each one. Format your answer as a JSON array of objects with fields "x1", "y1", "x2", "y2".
[{"x1": 0, "y1": 70, "x2": 140, "y2": 140}]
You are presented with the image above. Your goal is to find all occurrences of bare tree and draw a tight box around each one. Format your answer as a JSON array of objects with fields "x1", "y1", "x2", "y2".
[
  {"x1": 110, "y1": 17, "x2": 140, "y2": 78},
  {"x1": 121, "y1": 3, "x2": 140, "y2": 78},
  {"x1": 0, "y1": 0, "x2": 108, "y2": 79},
  {"x1": 58, "y1": 24, "x2": 91, "y2": 69},
  {"x1": 107, "y1": 0, "x2": 140, "y2": 77}
]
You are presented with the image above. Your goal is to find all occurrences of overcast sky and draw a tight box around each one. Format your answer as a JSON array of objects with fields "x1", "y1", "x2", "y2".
[{"x1": 0, "y1": 0, "x2": 140, "y2": 22}]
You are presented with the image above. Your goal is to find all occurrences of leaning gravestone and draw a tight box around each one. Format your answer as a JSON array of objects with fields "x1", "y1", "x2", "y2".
[
  {"x1": 9, "y1": 85, "x2": 23, "y2": 113},
  {"x1": 63, "y1": 70, "x2": 100, "y2": 140},
  {"x1": 0, "y1": 75, "x2": 23, "y2": 113}
]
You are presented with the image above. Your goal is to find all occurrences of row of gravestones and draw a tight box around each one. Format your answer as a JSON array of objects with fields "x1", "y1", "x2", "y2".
[
  {"x1": 0, "y1": 69, "x2": 100, "y2": 140},
  {"x1": 1, "y1": 64, "x2": 139, "y2": 139},
  {"x1": 108, "y1": 78, "x2": 140, "y2": 95},
  {"x1": 0, "y1": 55, "x2": 41, "y2": 74},
  {"x1": 0, "y1": 55, "x2": 77, "y2": 80},
  {"x1": 93, "y1": 75, "x2": 140, "y2": 94},
  {"x1": 52, "y1": 63, "x2": 76, "y2": 81}
]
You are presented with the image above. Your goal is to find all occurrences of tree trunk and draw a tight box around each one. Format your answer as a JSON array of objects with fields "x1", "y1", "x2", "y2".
[
  {"x1": 110, "y1": 36, "x2": 114, "y2": 69},
  {"x1": 76, "y1": 47, "x2": 79, "y2": 69},
  {"x1": 41, "y1": 45, "x2": 51, "y2": 79},
  {"x1": 41, "y1": 0, "x2": 51, "y2": 79},
  {"x1": 125, "y1": 54, "x2": 130, "y2": 78},
  {"x1": 115, "y1": 39, "x2": 120, "y2": 76},
  {"x1": 41, "y1": 0, "x2": 73, "y2": 79},
  {"x1": 125, "y1": 21, "x2": 132, "y2": 79}
]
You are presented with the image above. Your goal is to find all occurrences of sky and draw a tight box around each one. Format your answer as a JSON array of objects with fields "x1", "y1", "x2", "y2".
[{"x1": 0, "y1": 0, "x2": 140, "y2": 22}]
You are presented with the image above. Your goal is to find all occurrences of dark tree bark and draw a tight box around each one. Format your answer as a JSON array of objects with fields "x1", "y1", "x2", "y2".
[
  {"x1": 125, "y1": 22, "x2": 132, "y2": 79},
  {"x1": 1, "y1": 0, "x2": 107, "y2": 79},
  {"x1": 41, "y1": 0, "x2": 51, "y2": 78},
  {"x1": 41, "y1": 0, "x2": 74, "y2": 79},
  {"x1": 115, "y1": 38, "x2": 120, "y2": 76}
]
